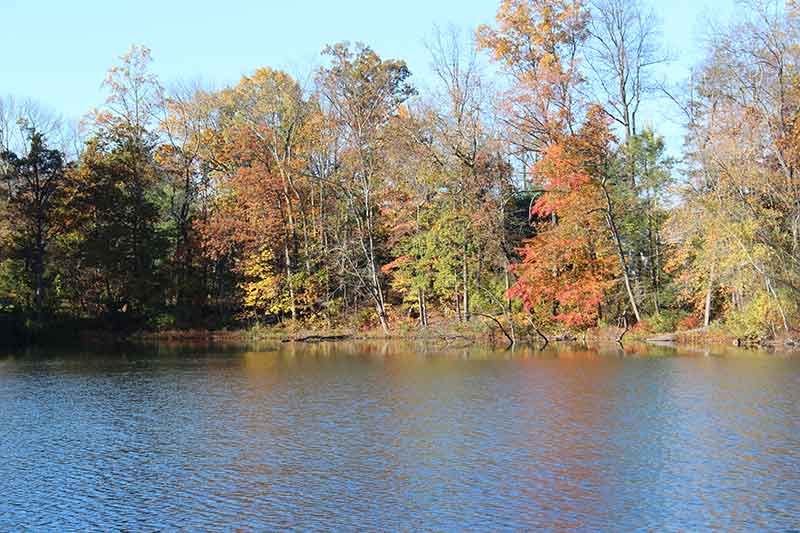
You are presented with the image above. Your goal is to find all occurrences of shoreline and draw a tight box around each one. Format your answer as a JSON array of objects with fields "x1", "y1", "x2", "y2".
[
  {"x1": 131, "y1": 324, "x2": 800, "y2": 352},
  {"x1": 5, "y1": 319, "x2": 798, "y2": 353}
]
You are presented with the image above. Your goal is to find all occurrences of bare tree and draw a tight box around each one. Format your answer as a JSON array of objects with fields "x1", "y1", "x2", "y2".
[{"x1": 586, "y1": 0, "x2": 669, "y2": 143}]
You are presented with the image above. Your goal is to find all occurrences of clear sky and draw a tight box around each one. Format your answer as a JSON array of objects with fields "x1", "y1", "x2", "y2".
[{"x1": 2, "y1": 0, "x2": 736, "y2": 151}]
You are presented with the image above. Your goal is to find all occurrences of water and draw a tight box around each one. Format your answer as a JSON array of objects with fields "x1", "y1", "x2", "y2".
[{"x1": 1, "y1": 340, "x2": 799, "y2": 531}]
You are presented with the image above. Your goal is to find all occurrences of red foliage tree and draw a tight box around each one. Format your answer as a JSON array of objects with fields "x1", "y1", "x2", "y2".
[{"x1": 508, "y1": 112, "x2": 619, "y2": 328}]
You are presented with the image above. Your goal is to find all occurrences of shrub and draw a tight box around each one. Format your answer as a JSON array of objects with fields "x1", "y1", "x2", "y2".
[
  {"x1": 647, "y1": 310, "x2": 690, "y2": 333},
  {"x1": 676, "y1": 314, "x2": 702, "y2": 331},
  {"x1": 722, "y1": 292, "x2": 793, "y2": 340}
]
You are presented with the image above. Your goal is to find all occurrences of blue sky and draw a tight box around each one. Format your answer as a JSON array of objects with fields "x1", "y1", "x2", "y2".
[{"x1": 2, "y1": 0, "x2": 735, "y2": 151}]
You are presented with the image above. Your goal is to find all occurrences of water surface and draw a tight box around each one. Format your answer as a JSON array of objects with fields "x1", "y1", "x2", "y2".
[{"x1": 1, "y1": 341, "x2": 799, "y2": 531}]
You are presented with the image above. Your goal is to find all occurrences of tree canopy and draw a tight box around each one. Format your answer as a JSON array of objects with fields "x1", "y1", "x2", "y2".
[{"x1": 3, "y1": 1, "x2": 800, "y2": 345}]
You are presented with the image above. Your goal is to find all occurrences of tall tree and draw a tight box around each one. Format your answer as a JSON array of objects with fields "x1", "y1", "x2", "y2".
[
  {"x1": 67, "y1": 44, "x2": 167, "y2": 321},
  {"x1": 156, "y1": 81, "x2": 211, "y2": 321},
  {"x1": 316, "y1": 42, "x2": 415, "y2": 332},
  {"x1": 0, "y1": 128, "x2": 68, "y2": 320},
  {"x1": 477, "y1": 0, "x2": 590, "y2": 154},
  {"x1": 423, "y1": 26, "x2": 511, "y2": 322},
  {"x1": 675, "y1": 0, "x2": 800, "y2": 335},
  {"x1": 509, "y1": 110, "x2": 619, "y2": 328},
  {"x1": 586, "y1": 0, "x2": 667, "y2": 143}
]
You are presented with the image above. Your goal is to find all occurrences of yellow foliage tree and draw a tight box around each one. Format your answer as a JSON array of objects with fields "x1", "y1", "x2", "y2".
[{"x1": 239, "y1": 247, "x2": 283, "y2": 318}]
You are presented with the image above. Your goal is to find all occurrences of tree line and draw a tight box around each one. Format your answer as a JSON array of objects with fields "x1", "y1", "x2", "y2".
[{"x1": 2, "y1": 0, "x2": 799, "y2": 344}]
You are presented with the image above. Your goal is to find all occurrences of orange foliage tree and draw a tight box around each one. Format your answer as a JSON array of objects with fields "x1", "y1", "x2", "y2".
[{"x1": 508, "y1": 111, "x2": 619, "y2": 329}]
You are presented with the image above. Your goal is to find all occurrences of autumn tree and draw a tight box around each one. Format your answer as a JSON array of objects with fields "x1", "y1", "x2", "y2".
[
  {"x1": 479, "y1": 0, "x2": 643, "y2": 326},
  {"x1": 64, "y1": 45, "x2": 168, "y2": 321},
  {"x1": 380, "y1": 107, "x2": 439, "y2": 326},
  {"x1": 477, "y1": 0, "x2": 590, "y2": 155},
  {"x1": 316, "y1": 42, "x2": 415, "y2": 332},
  {"x1": 673, "y1": 0, "x2": 800, "y2": 336},
  {"x1": 509, "y1": 109, "x2": 620, "y2": 329},
  {"x1": 227, "y1": 69, "x2": 316, "y2": 320},
  {"x1": 0, "y1": 128, "x2": 68, "y2": 320},
  {"x1": 427, "y1": 26, "x2": 515, "y2": 323},
  {"x1": 156, "y1": 80, "x2": 214, "y2": 322}
]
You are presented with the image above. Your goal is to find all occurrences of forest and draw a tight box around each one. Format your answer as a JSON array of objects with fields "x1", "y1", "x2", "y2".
[{"x1": 2, "y1": 0, "x2": 799, "y2": 346}]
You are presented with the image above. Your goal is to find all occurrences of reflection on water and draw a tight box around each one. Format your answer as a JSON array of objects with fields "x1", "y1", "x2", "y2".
[{"x1": 1, "y1": 341, "x2": 799, "y2": 531}]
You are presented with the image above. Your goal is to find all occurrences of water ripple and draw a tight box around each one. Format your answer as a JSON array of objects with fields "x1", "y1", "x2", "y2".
[{"x1": 0, "y1": 344, "x2": 799, "y2": 531}]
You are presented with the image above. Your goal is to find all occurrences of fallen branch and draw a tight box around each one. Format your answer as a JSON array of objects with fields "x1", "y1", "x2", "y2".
[
  {"x1": 282, "y1": 334, "x2": 352, "y2": 343},
  {"x1": 476, "y1": 284, "x2": 516, "y2": 346},
  {"x1": 474, "y1": 313, "x2": 514, "y2": 347},
  {"x1": 525, "y1": 317, "x2": 549, "y2": 349}
]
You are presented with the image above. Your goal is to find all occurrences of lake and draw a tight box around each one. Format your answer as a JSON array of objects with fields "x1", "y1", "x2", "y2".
[{"x1": 1, "y1": 340, "x2": 799, "y2": 531}]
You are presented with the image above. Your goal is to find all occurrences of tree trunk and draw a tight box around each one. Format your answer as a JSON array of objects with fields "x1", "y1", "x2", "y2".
[
  {"x1": 367, "y1": 224, "x2": 388, "y2": 334},
  {"x1": 372, "y1": 269, "x2": 389, "y2": 334},
  {"x1": 704, "y1": 262, "x2": 715, "y2": 328},
  {"x1": 462, "y1": 242, "x2": 470, "y2": 322},
  {"x1": 284, "y1": 237, "x2": 297, "y2": 321},
  {"x1": 602, "y1": 183, "x2": 642, "y2": 323},
  {"x1": 360, "y1": 174, "x2": 389, "y2": 334},
  {"x1": 648, "y1": 207, "x2": 661, "y2": 315},
  {"x1": 504, "y1": 268, "x2": 515, "y2": 344},
  {"x1": 418, "y1": 287, "x2": 428, "y2": 327},
  {"x1": 34, "y1": 240, "x2": 44, "y2": 323},
  {"x1": 766, "y1": 277, "x2": 790, "y2": 334}
]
